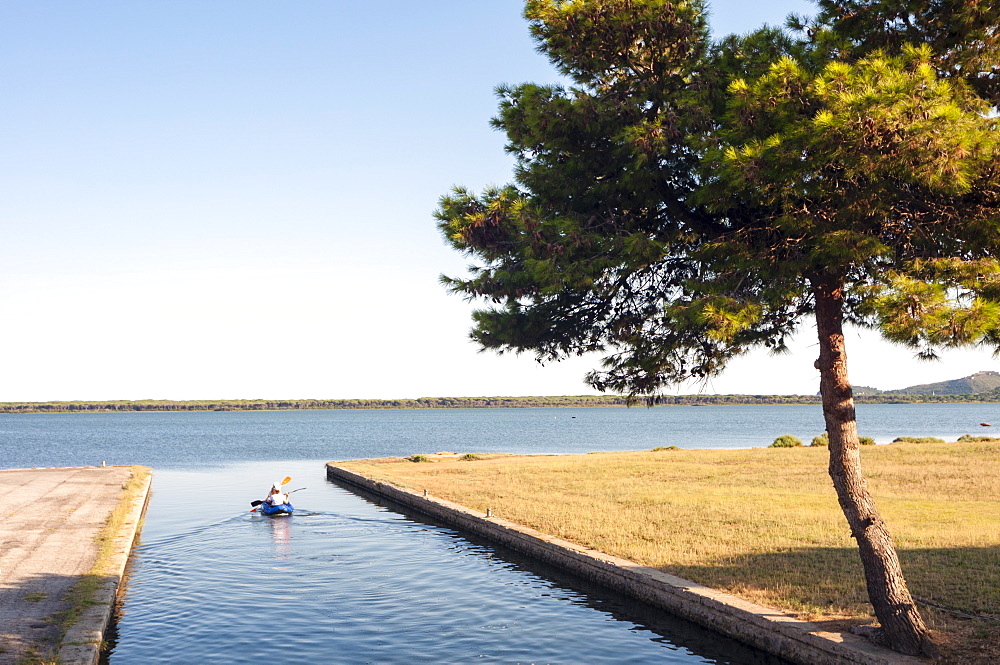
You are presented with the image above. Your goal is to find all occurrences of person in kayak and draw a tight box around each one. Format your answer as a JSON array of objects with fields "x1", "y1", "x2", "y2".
[{"x1": 265, "y1": 481, "x2": 288, "y2": 506}]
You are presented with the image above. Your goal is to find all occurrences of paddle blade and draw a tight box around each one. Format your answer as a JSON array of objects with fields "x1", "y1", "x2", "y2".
[
  {"x1": 281, "y1": 476, "x2": 291, "y2": 485},
  {"x1": 249, "y1": 507, "x2": 258, "y2": 513},
  {"x1": 250, "y1": 500, "x2": 263, "y2": 507}
]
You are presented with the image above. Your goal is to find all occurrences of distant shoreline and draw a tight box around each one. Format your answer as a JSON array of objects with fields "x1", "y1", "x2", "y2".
[{"x1": 1, "y1": 393, "x2": 998, "y2": 413}]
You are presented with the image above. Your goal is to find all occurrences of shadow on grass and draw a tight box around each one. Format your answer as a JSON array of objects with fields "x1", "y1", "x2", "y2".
[
  {"x1": 664, "y1": 544, "x2": 1000, "y2": 618},
  {"x1": 664, "y1": 544, "x2": 1000, "y2": 665}
]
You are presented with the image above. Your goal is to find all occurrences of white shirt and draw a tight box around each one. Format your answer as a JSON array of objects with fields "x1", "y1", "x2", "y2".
[{"x1": 267, "y1": 492, "x2": 288, "y2": 505}]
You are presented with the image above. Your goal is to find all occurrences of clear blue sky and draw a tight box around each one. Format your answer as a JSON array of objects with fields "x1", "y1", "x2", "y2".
[{"x1": 1, "y1": 0, "x2": 995, "y2": 401}]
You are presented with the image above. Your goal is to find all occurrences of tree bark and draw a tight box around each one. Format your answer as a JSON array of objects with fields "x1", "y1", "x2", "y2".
[{"x1": 811, "y1": 275, "x2": 937, "y2": 658}]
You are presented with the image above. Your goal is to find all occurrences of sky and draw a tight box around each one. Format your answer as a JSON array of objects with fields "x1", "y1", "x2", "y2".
[{"x1": 1, "y1": 0, "x2": 997, "y2": 402}]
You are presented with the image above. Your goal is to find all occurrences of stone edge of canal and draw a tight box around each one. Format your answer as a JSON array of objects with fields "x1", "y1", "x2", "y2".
[
  {"x1": 325, "y1": 462, "x2": 924, "y2": 665},
  {"x1": 61, "y1": 467, "x2": 152, "y2": 665}
]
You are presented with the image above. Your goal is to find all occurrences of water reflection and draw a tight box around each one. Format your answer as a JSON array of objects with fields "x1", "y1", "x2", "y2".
[{"x1": 265, "y1": 515, "x2": 292, "y2": 560}]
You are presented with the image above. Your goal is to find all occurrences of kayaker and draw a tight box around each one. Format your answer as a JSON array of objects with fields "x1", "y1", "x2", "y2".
[{"x1": 265, "y1": 481, "x2": 288, "y2": 506}]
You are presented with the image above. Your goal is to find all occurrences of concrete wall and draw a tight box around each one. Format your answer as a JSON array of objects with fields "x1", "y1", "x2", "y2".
[
  {"x1": 327, "y1": 464, "x2": 925, "y2": 665},
  {"x1": 59, "y1": 470, "x2": 153, "y2": 665}
]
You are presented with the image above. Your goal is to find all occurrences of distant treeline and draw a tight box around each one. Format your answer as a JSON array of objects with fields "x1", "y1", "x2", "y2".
[{"x1": 1, "y1": 391, "x2": 998, "y2": 414}]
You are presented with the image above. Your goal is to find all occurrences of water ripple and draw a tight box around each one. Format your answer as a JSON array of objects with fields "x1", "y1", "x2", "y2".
[{"x1": 108, "y1": 463, "x2": 791, "y2": 665}]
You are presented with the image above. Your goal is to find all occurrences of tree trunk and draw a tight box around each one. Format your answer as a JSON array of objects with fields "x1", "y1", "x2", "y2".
[{"x1": 812, "y1": 276, "x2": 937, "y2": 658}]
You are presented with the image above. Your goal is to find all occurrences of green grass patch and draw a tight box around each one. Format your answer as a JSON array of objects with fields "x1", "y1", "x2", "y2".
[
  {"x1": 770, "y1": 434, "x2": 802, "y2": 448},
  {"x1": 810, "y1": 433, "x2": 829, "y2": 447},
  {"x1": 15, "y1": 645, "x2": 60, "y2": 665}
]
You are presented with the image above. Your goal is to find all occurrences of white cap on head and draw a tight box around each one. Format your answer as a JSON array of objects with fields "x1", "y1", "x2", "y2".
[{"x1": 271, "y1": 481, "x2": 283, "y2": 491}]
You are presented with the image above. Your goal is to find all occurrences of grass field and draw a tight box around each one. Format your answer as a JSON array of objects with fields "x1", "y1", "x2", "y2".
[{"x1": 338, "y1": 442, "x2": 1000, "y2": 664}]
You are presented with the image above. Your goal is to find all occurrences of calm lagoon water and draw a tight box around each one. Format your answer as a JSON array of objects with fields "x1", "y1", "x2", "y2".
[
  {"x1": 3, "y1": 404, "x2": 995, "y2": 663},
  {"x1": 2, "y1": 402, "x2": 998, "y2": 470}
]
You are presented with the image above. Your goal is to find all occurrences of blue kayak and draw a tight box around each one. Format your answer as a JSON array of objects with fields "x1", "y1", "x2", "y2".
[{"x1": 259, "y1": 501, "x2": 293, "y2": 516}]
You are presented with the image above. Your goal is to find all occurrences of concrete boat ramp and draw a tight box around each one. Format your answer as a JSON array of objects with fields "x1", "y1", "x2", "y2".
[{"x1": 0, "y1": 466, "x2": 150, "y2": 665}]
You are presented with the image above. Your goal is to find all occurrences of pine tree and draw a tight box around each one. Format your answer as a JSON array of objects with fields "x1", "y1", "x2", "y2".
[{"x1": 436, "y1": 1, "x2": 1000, "y2": 655}]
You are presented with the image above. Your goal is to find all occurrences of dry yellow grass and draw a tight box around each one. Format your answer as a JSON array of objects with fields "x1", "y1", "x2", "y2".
[{"x1": 338, "y1": 443, "x2": 1000, "y2": 663}]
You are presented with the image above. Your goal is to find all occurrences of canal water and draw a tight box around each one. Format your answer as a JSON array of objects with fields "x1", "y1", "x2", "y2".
[
  {"x1": 106, "y1": 459, "x2": 789, "y2": 664},
  {"x1": 3, "y1": 404, "x2": 995, "y2": 663}
]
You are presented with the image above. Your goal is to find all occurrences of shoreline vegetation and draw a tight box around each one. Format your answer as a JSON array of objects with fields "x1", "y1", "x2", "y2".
[
  {"x1": 3, "y1": 391, "x2": 1000, "y2": 414},
  {"x1": 339, "y1": 443, "x2": 1000, "y2": 665}
]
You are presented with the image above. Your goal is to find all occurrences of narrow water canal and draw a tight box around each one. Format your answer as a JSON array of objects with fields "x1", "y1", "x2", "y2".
[{"x1": 107, "y1": 460, "x2": 790, "y2": 664}]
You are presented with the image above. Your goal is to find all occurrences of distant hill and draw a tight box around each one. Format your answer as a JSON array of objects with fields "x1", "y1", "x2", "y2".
[{"x1": 883, "y1": 371, "x2": 1000, "y2": 395}]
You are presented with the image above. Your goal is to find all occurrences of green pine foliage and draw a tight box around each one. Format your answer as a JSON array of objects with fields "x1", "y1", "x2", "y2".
[
  {"x1": 435, "y1": 3, "x2": 999, "y2": 654},
  {"x1": 437, "y1": 2, "x2": 1000, "y2": 398},
  {"x1": 804, "y1": 0, "x2": 1000, "y2": 103}
]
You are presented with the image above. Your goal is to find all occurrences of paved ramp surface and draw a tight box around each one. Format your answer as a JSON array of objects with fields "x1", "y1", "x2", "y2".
[{"x1": 0, "y1": 466, "x2": 138, "y2": 664}]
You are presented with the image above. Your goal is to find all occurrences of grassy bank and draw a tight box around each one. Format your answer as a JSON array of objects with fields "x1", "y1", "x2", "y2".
[{"x1": 338, "y1": 443, "x2": 1000, "y2": 664}]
